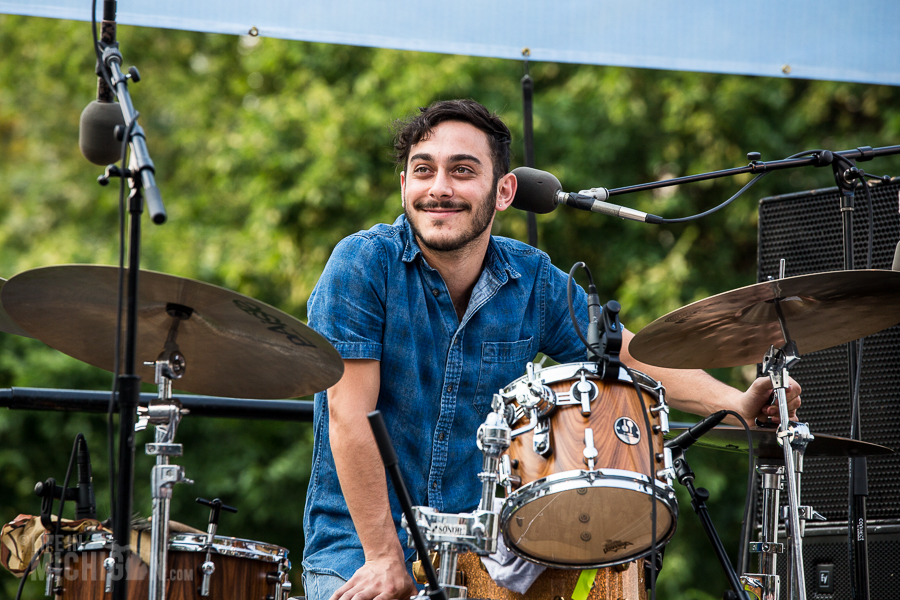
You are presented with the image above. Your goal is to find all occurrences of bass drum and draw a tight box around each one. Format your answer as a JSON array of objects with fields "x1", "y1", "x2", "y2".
[{"x1": 499, "y1": 362, "x2": 677, "y2": 568}]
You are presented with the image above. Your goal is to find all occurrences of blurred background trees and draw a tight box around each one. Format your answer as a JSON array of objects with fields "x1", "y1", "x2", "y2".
[{"x1": 1, "y1": 13, "x2": 899, "y2": 599}]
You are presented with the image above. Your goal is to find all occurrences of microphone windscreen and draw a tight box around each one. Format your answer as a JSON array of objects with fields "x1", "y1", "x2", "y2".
[
  {"x1": 511, "y1": 167, "x2": 561, "y2": 214},
  {"x1": 79, "y1": 100, "x2": 125, "y2": 165}
]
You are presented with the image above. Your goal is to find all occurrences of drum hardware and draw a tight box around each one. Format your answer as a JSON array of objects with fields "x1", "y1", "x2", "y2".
[
  {"x1": 498, "y1": 363, "x2": 677, "y2": 569},
  {"x1": 195, "y1": 497, "x2": 239, "y2": 597},
  {"x1": 668, "y1": 433, "x2": 751, "y2": 599},
  {"x1": 401, "y1": 396, "x2": 512, "y2": 598},
  {"x1": 142, "y1": 326, "x2": 195, "y2": 600},
  {"x1": 582, "y1": 429, "x2": 598, "y2": 470}
]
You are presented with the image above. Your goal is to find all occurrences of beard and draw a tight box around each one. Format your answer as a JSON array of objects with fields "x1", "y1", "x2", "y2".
[{"x1": 404, "y1": 186, "x2": 497, "y2": 253}]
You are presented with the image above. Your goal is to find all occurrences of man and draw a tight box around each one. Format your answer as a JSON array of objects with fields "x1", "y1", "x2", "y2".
[{"x1": 302, "y1": 99, "x2": 800, "y2": 600}]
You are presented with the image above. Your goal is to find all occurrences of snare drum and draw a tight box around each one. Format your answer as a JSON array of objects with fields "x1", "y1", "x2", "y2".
[
  {"x1": 499, "y1": 362, "x2": 676, "y2": 568},
  {"x1": 56, "y1": 532, "x2": 290, "y2": 600}
]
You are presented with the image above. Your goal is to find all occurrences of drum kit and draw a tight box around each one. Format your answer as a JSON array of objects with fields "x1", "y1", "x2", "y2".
[
  {"x1": 391, "y1": 267, "x2": 900, "y2": 600},
  {"x1": 2, "y1": 258, "x2": 899, "y2": 600}
]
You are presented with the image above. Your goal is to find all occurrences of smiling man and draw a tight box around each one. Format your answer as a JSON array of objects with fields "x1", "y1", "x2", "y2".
[{"x1": 301, "y1": 99, "x2": 800, "y2": 600}]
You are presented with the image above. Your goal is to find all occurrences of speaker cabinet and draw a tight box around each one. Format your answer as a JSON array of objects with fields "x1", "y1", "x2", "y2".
[{"x1": 766, "y1": 523, "x2": 900, "y2": 599}]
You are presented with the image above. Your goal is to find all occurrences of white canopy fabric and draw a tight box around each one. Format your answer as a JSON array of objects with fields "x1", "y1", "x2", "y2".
[{"x1": 2, "y1": 0, "x2": 899, "y2": 86}]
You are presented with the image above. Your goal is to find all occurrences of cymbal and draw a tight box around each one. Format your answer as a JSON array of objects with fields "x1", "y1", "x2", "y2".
[
  {"x1": 666, "y1": 425, "x2": 893, "y2": 459},
  {"x1": 630, "y1": 270, "x2": 900, "y2": 369},
  {"x1": 1, "y1": 265, "x2": 343, "y2": 399},
  {"x1": 0, "y1": 278, "x2": 34, "y2": 339}
]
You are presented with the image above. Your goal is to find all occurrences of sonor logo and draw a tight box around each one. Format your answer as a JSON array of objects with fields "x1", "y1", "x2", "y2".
[{"x1": 432, "y1": 524, "x2": 467, "y2": 536}]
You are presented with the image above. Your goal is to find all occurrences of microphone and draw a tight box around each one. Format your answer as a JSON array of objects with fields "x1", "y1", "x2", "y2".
[
  {"x1": 75, "y1": 436, "x2": 97, "y2": 520},
  {"x1": 664, "y1": 410, "x2": 728, "y2": 452},
  {"x1": 79, "y1": 0, "x2": 125, "y2": 165},
  {"x1": 511, "y1": 167, "x2": 664, "y2": 224}
]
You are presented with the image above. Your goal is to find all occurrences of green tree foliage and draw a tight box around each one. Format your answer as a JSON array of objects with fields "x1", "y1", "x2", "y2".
[{"x1": 2, "y1": 13, "x2": 899, "y2": 599}]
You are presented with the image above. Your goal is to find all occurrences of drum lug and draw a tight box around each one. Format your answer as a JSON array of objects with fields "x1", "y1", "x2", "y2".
[
  {"x1": 656, "y1": 447, "x2": 676, "y2": 484},
  {"x1": 103, "y1": 556, "x2": 116, "y2": 593},
  {"x1": 582, "y1": 428, "x2": 599, "y2": 470},
  {"x1": 572, "y1": 373, "x2": 598, "y2": 416},
  {"x1": 532, "y1": 417, "x2": 552, "y2": 456}
]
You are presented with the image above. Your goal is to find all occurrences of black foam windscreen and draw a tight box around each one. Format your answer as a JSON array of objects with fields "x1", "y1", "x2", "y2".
[
  {"x1": 511, "y1": 166, "x2": 561, "y2": 214},
  {"x1": 756, "y1": 178, "x2": 900, "y2": 524}
]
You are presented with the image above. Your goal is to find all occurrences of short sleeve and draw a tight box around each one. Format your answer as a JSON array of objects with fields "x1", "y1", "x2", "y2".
[{"x1": 307, "y1": 234, "x2": 387, "y2": 360}]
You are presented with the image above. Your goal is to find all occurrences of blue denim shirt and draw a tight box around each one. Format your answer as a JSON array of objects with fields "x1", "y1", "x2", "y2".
[{"x1": 302, "y1": 215, "x2": 589, "y2": 580}]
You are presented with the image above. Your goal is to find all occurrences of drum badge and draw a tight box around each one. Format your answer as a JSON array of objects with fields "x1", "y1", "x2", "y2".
[{"x1": 613, "y1": 417, "x2": 641, "y2": 445}]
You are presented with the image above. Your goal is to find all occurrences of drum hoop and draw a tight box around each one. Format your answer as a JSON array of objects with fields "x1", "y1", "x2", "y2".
[
  {"x1": 74, "y1": 532, "x2": 288, "y2": 563},
  {"x1": 503, "y1": 362, "x2": 661, "y2": 395},
  {"x1": 500, "y1": 470, "x2": 679, "y2": 569},
  {"x1": 501, "y1": 469, "x2": 677, "y2": 517}
]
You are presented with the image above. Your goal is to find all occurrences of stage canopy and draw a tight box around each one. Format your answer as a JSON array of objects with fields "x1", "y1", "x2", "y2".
[{"x1": 2, "y1": 0, "x2": 898, "y2": 86}]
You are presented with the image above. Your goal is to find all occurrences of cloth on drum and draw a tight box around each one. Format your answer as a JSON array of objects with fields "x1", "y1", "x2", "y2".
[
  {"x1": 0, "y1": 514, "x2": 105, "y2": 576},
  {"x1": 480, "y1": 499, "x2": 545, "y2": 594}
]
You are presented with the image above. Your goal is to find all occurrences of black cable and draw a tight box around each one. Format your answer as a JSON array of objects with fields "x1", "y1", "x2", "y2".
[
  {"x1": 14, "y1": 540, "x2": 52, "y2": 600},
  {"x1": 91, "y1": 0, "x2": 115, "y2": 94},
  {"x1": 724, "y1": 408, "x2": 755, "y2": 577},
  {"x1": 624, "y1": 366, "x2": 657, "y2": 600},
  {"x1": 107, "y1": 105, "x2": 139, "y2": 524},
  {"x1": 659, "y1": 172, "x2": 769, "y2": 224},
  {"x1": 566, "y1": 262, "x2": 601, "y2": 356},
  {"x1": 656, "y1": 148, "x2": 833, "y2": 224}
]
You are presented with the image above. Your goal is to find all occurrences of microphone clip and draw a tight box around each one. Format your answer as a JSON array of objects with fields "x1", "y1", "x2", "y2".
[{"x1": 597, "y1": 300, "x2": 623, "y2": 380}]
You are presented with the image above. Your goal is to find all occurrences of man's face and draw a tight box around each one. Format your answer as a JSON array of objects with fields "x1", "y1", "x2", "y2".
[{"x1": 400, "y1": 121, "x2": 499, "y2": 254}]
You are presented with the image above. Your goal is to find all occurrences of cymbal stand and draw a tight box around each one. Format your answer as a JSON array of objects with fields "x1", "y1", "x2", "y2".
[
  {"x1": 137, "y1": 314, "x2": 193, "y2": 600},
  {"x1": 747, "y1": 290, "x2": 812, "y2": 600}
]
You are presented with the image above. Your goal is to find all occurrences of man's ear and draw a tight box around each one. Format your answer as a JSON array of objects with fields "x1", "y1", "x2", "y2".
[
  {"x1": 400, "y1": 171, "x2": 406, "y2": 208},
  {"x1": 495, "y1": 172, "x2": 517, "y2": 212}
]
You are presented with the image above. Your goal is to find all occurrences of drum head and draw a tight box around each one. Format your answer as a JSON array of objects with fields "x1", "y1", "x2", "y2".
[{"x1": 501, "y1": 471, "x2": 676, "y2": 568}]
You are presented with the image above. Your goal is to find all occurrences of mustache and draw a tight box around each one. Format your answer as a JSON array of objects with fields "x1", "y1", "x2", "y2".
[{"x1": 414, "y1": 200, "x2": 469, "y2": 211}]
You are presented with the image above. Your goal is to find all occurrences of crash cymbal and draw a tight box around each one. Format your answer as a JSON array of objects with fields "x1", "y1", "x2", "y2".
[
  {"x1": 1, "y1": 265, "x2": 343, "y2": 399},
  {"x1": 630, "y1": 270, "x2": 900, "y2": 369},
  {"x1": 666, "y1": 425, "x2": 893, "y2": 459},
  {"x1": 0, "y1": 278, "x2": 34, "y2": 339}
]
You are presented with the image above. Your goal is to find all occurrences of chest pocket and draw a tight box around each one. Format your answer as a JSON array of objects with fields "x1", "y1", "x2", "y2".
[{"x1": 473, "y1": 337, "x2": 535, "y2": 416}]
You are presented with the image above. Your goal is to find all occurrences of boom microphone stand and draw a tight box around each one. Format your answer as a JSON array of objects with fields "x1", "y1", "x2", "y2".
[{"x1": 91, "y1": 4, "x2": 167, "y2": 599}]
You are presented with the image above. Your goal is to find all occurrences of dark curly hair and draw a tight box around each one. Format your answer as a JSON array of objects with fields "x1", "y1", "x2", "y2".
[{"x1": 393, "y1": 99, "x2": 512, "y2": 184}]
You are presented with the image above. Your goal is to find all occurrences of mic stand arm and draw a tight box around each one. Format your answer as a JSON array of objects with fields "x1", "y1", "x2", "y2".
[
  {"x1": 670, "y1": 448, "x2": 750, "y2": 600},
  {"x1": 597, "y1": 144, "x2": 900, "y2": 200}
]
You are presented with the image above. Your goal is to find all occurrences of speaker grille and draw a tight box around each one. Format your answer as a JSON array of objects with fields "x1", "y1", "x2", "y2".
[
  {"x1": 757, "y1": 179, "x2": 900, "y2": 523},
  {"x1": 769, "y1": 524, "x2": 900, "y2": 599}
]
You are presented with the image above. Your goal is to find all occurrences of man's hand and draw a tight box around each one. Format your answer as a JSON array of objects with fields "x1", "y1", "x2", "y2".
[
  {"x1": 329, "y1": 554, "x2": 417, "y2": 600},
  {"x1": 736, "y1": 375, "x2": 802, "y2": 425}
]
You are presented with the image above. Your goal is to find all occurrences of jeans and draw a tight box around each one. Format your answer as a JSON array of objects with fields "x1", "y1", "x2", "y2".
[{"x1": 301, "y1": 570, "x2": 347, "y2": 600}]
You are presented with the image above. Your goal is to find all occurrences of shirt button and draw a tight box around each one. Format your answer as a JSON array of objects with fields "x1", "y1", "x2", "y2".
[
  {"x1": 446, "y1": 384, "x2": 453, "y2": 393},
  {"x1": 432, "y1": 288, "x2": 440, "y2": 297},
  {"x1": 438, "y1": 432, "x2": 445, "y2": 441},
  {"x1": 432, "y1": 482, "x2": 437, "y2": 489}
]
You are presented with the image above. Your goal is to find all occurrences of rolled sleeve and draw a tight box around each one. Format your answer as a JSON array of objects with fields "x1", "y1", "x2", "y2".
[{"x1": 308, "y1": 234, "x2": 387, "y2": 361}]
